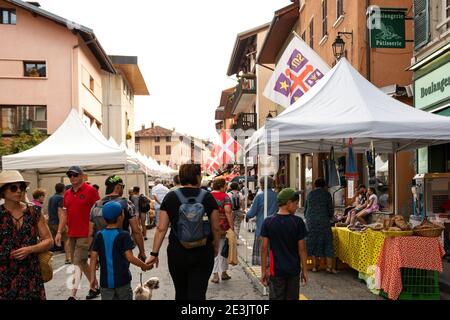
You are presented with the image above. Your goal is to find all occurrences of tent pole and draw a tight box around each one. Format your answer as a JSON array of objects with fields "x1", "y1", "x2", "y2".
[
  {"x1": 263, "y1": 129, "x2": 268, "y2": 296},
  {"x1": 125, "y1": 164, "x2": 128, "y2": 192},
  {"x1": 244, "y1": 153, "x2": 248, "y2": 265},
  {"x1": 394, "y1": 152, "x2": 398, "y2": 215}
]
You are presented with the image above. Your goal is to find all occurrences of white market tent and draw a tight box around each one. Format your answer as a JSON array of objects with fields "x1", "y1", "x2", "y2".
[
  {"x1": 245, "y1": 58, "x2": 450, "y2": 155},
  {"x1": 2, "y1": 109, "x2": 133, "y2": 173}
]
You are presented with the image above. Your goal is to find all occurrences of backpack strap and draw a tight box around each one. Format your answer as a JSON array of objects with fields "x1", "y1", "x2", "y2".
[
  {"x1": 174, "y1": 188, "x2": 207, "y2": 204},
  {"x1": 174, "y1": 189, "x2": 189, "y2": 204},
  {"x1": 194, "y1": 189, "x2": 207, "y2": 204}
]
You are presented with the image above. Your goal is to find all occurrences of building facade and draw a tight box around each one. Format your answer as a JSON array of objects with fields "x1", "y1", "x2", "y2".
[
  {"x1": 135, "y1": 123, "x2": 210, "y2": 169},
  {"x1": 0, "y1": 0, "x2": 115, "y2": 136},
  {"x1": 410, "y1": 0, "x2": 450, "y2": 174},
  {"x1": 102, "y1": 55, "x2": 149, "y2": 151}
]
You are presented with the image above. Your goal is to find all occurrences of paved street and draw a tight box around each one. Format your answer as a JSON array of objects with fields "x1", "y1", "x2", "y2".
[{"x1": 45, "y1": 226, "x2": 265, "y2": 300}]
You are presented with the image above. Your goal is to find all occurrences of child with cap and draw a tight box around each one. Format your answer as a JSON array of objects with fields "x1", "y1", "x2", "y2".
[
  {"x1": 89, "y1": 201, "x2": 153, "y2": 300},
  {"x1": 260, "y1": 188, "x2": 308, "y2": 300}
]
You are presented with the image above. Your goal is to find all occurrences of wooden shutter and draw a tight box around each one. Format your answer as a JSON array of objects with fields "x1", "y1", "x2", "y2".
[{"x1": 414, "y1": 0, "x2": 429, "y2": 50}]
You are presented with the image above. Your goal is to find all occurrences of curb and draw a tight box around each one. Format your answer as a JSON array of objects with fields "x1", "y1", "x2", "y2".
[{"x1": 238, "y1": 254, "x2": 267, "y2": 296}]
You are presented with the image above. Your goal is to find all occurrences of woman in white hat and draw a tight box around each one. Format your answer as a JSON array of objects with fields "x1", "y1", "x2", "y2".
[{"x1": 0, "y1": 170, "x2": 53, "y2": 300}]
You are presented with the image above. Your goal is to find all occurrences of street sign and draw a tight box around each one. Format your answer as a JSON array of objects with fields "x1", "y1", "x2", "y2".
[{"x1": 370, "y1": 9, "x2": 406, "y2": 48}]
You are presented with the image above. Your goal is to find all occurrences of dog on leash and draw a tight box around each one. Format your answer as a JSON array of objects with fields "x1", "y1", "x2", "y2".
[{"x1": 134, "y1": 276, "x2": 160, "y2": 300}]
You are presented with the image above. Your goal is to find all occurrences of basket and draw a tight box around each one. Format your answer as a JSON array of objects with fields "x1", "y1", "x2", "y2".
[
  {"x1": 413, "y1": 227, "x2": 444, "y2": 238},
  {"x1": 382, "y1": 230, "x2": 413, "y2": 237}
]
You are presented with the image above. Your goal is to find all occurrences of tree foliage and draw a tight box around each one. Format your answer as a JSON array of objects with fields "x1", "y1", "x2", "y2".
[{"x1": 0, "y1": 129, "x2": 47, "y2": 156}]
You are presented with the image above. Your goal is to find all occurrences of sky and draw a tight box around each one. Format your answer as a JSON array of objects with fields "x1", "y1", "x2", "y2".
[{"x1": 37, "y1": 0, "x2": 292, "y2": 141}]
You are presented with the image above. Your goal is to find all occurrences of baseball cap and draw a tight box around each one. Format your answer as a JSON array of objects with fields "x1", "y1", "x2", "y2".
[
  {"x1": 102, "y1": 201, "x2": 123, "y2": 221},
  {"x1": 66, "y1": 166, "x2": 84, "y2": 175},
  {"x1": 277, "y1": 188, "x2": 300, "y2": 206},
  {"x1": 105, "y1": 175, "x2": 124, "y2": 187}
]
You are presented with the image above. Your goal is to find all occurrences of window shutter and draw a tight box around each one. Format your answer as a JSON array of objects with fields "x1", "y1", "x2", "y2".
[{"x1": 414, "y1": 0, "x2": 429, "y2": 50}]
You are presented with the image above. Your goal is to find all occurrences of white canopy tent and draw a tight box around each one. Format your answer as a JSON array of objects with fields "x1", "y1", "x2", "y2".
[
  {"x1": 245, "y1": 58, "x2": 450, "y2": 155},
  {"x1": 2, "y1": 109, "x2": 134, "y2": 174}
]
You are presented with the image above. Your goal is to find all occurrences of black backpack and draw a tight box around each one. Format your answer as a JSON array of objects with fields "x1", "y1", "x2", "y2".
[{"x1": 138, "y1": 194, "x2": 151, "y2": 213}]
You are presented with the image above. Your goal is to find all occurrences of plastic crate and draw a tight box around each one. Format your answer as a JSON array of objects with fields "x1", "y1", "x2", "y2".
[{"x1": 380, "y1": 268, "x2": 440, "y2": 300}]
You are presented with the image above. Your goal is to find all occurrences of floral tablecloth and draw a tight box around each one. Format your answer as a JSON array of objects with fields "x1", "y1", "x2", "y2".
[{"x1": 377, "y1": 236, "x2": 445, "y2": 300}]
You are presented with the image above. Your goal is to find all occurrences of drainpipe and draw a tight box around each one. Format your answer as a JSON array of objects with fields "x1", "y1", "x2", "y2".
[{"x1": 366, "y1": 0, "x2": 371, "y2": 81}]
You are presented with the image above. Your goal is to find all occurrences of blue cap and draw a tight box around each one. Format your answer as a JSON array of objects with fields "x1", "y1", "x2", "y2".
[
  {"x1": 102, "y1": 201, "x2": 123, "y2": 221},
  {"x1": 66, "y1": 166, "x2": 84, "y2": 175}
]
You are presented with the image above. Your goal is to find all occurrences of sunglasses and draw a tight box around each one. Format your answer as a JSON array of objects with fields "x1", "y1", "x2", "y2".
[
  {"x1": 67, "y1": 173, "x2": 79, "y2": 178},
  {"x1": 6, "y1": 183, "x2": 27, "y2": 193}
]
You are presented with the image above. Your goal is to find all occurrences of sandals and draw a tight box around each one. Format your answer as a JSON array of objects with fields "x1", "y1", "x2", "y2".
[
  {"x1": 326, "y1": 268, "x2": 338, "y2": 274},
  {"x1": 221, "y1": 274, "x2": 231, "y2": 281},
  {"x1": 211, "y1": 278, "x2": 219, "y2": 284}
]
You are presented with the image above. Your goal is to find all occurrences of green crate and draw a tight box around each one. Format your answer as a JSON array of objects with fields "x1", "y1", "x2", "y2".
[{"x1": 380, "y1": 268, "x2": 440, "y2": 300}]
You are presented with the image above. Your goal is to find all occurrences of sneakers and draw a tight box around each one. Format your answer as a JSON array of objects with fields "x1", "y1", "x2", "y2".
[
  {"x1": 67, "y1": 296, "x2": 77, "y2": 301},
  {"x1": 85, "y1": 288, "x2": 101, "y2": 300},
  {"x1": 65, "y1": 260, "x2": 72, "y2": 265}
]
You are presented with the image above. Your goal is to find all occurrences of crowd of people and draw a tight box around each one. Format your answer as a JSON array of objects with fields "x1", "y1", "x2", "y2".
[{"x1": 0, "y1": 164, "x2": 345, "y2": 301}]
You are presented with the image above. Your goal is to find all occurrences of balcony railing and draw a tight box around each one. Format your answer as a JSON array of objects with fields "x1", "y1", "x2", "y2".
[
  {"x1": 230, "y1": 77, "x2": 256, "y2": 114},
  {"x1": 235, "y1": 112, "x2": 257, "y2": 131}
]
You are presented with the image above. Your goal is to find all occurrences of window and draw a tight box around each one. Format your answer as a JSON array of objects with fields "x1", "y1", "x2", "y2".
[
  {"x1": 1, "y1": 8, "x2": 16, "y2": 25},
  {"x1": 155, "y1": 136, "x2": 160, "y2": 142},
  {"x1": 322, "y1": 0, "x2": 328, "y2": 38},
  {"x1": 157, "y1": 161, "x2": 161, "y2": 165},
  {"x1": 336, "y1": 0, "x2": 344, "y2": 19},
  {"x1": 301, "y1": 31, "x2": 306, "y2": 41},
  {"x1": 166, "y1": 145, "x2": 171, "y2": 155},
  {"x1": 135, "y1": 143, "x2": 140, "y2": 152},
  {"x1": 155, "y1": 146, "x2": 160, "y2": 155},
  {"x1": 0, "y1": 106, "x2": 47, "y2": 134},
  {"x1": 166, "y1": 136, "x2": 171, "y2": 142},
  {"x1": 309, "y1": 18, "x2": 314, "y2": 49},
  {"x1": 166, "y1": 161, "x2": 170, "y2": 166},
  {"x1": 89, "y1": 76, "x2": 95, "y2": 92},
  {"x1": 24, "y1": 61, "x2": 46, "y2": 77}
]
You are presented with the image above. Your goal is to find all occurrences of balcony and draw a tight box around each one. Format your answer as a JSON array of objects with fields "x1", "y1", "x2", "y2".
[
  {"x1": 233, "y1": 112, "x2": 257, "y2": 131},
  {"x1": 230, "y1": 77, "x2": 256, "y2": 115}
]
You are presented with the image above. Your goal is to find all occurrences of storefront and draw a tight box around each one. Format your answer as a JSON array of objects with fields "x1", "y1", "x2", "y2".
[{"x1": 413, "y1": 48, "x2": 450, "y2": 174}]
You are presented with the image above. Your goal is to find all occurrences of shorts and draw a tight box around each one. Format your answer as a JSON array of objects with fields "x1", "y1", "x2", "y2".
[
  {"x1": 269, "y1": 275, "x2": 300, "y2": 300},
  {"x1": 100, "y1": 283, "x2": 133, "y2": 300},
  {"x1": 68, "y1": 237, "x2": 90, "y2": 266},
  {"x1": 48, "y1": 224, "x2": 68, "y2": 242}
]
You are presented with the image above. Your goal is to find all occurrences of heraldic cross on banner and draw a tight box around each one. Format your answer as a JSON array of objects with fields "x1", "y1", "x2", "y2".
[{"x1": 264, "y1": 35, "x2": 331, "y2": 108}]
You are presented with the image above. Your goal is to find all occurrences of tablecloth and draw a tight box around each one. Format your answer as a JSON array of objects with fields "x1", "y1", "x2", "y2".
[
  {"x1": 333, "y1": 227, "x2": 385, "y2": 274},
  {"x1": 377, "y1": 236, "x2": 445, "y2": 300}
]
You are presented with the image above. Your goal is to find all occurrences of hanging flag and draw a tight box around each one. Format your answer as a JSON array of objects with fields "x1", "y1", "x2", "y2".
[
  {"x1": 212, "y1": 130, "x2": 241, "y2": 167},
  {"x1": 263, "y1": 34, "x2": 331, "y2": 108},
  {"x1": 345, "y1": 138, "x2": 359, "y2": 180}
]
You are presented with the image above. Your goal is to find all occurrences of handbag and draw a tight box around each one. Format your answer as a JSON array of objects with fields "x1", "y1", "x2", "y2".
[
  {"x1": 30, "y1": 205, "x2": 54, "y2": 283},
  {"x1": 38, "y1": 251, "x2": 53, "y2": 283},
  {"x1": 221, "y1": 238, "x2": 229, "y2": 258}
]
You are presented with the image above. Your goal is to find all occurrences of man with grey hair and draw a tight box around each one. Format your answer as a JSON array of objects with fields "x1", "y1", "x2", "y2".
[
  {"x1": 151, "y1": 179, "x2": 169, "y2": 227},
  {"x1": 245, "y1": 176, "x2": 278, "y2": 265}
]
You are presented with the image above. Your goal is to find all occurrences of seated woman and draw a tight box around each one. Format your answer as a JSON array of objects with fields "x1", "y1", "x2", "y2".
[
  {"x1": 343, "y1": 185, "x2": 367, "y2": 218},
  {"x1": 345, "y1": 190, "x2": 369, "y2": 225},
  {"x1": 353, "y1": 187, "x2": 379, "y2": 224}
]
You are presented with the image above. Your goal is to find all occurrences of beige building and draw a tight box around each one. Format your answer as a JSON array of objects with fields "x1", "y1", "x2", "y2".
[
  {"x1": 0, "y1": 0, "x2": 115, "y2": 135},
  {"x1": 135, "y1": 123, "x2": 210, "y2": 170},
  {"x1": 102, "y1": 56, "x2": 149, "y2": 151}
]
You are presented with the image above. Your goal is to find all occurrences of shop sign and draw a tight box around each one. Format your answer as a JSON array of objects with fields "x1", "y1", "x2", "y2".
[
  {"x1": 414, "y1": 62, "x2": 450, "y2": 110},
  {"x1": 370, "y1": 9, "x2": 405, "y2": 48}
]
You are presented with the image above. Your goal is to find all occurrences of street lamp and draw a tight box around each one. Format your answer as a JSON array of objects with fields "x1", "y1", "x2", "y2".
[
  {"x1": 332, "y1": 35, "x2": 345, "y2": 60},
  {"x1": 332, "y1": 31, "x2": 353, "y2": 61}
]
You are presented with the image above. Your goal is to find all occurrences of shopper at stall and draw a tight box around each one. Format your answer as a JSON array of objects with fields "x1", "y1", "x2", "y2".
[
  {"x1": 245, "y1": 177, "x2": 278, "y2": 266},
  {"x1": 305, "y1": 178, "x2": 337, "y2": 274},
  {"x1": 0, "y1": 170, "x2": 53, "y2": 300}
]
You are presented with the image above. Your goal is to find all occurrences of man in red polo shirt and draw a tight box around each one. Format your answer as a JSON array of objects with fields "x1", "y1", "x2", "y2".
[{"x1": 55, "y1": 166, "x2": 100, "y2": 300}]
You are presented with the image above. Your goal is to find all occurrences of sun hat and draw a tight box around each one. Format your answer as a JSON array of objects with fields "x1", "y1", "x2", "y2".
[
  {"x1": 277, "y1": 188, "x2": 300, "y2": 206},
  {"x1": 0, "y1": 170, "x2": 30, "y2": 189},
  {"x1": 102, "y1": 201, "x2": 123, "y2": 221}
]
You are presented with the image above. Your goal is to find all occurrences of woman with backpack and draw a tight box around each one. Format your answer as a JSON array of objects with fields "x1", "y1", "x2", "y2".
[
  {"x1": 145, "y1": 164, "x2": 221, "y2": 300},
  {"x1": 228, "y1": 182, "x2": 244, "y2": 240},
  {"x1": 210, "y1": 177, "x2": 234, "y2": 284}
]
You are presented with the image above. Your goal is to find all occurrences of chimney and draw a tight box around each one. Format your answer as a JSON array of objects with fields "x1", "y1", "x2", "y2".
[
  {"x1": 27, "y1": 2, "x2": 41, "y2": 7},
  {"x1": 151, "y1": 122, "x2": 154, "y2": 128},
  {"x1": 141, "y1": 124, "x2": 145, "y2": 130}
]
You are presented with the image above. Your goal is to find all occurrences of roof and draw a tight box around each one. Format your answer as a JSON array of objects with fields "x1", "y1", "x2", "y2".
[
  {"x1": 110, "y1": 56, "x2": 149, "y2": 95},
  {"x1": 226, "y1": 22, "x2": 270, "y2": 76},
  {"x1": 4, "y1": 0, "x2": 115, "y2": 74},
  {"x1": 257, "y1": 2, "x2": 299, "y2": 64},
  {"x1": 135, "y1": 125, "x2": 175, "y2": 138}
]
